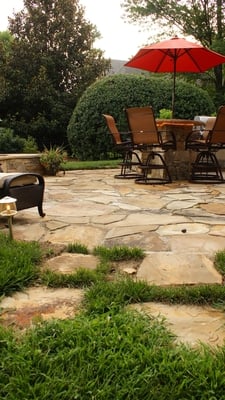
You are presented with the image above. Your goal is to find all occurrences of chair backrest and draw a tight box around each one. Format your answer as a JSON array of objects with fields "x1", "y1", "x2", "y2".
[
  {"x1": 102, "y1": 114, "x2": 122, "y2": 145},
  {"x1": 201, "y1": 117, "x2": 216, "y2": 139},
  {"x1": 207, "y1": 106, "x2": 225, "y2": 144},
  {"x1": 125, "y1": 106, "x2": 159, "y2": 145}
]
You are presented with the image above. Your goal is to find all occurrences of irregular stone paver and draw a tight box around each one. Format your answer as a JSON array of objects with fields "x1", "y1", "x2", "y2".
[
  {"x1": 1, "y1": 287, "x2": 84, "y2": 329},
  {"x1": 137, "y1": 253, "x2": 222, "y2": 285},
  {"x1": 157, "y1": 223, "x2": 209, "y2": 235},
  {"x1": 111, "y1": 213, "x2": 189, "y2": 227},
  {"x1": 45, "y1": 202, "x2": 117, "y2": 217},
  {"x1": 167, "y1": 235, "x2": 225, "y2": 254},
  {"x1": 44, "y1": 254, "x2": 98, "y2": 274},
  {"x1": 122, "y1": 196, "x2": 168, "y2": 210},
  {"x1": 105, "y1": 224, "x2": 158, "y2": 239},
  {"x1": 166, "y1": 200, "x2": 200, "y2": 210},
  {"x1": 13, "y1": 223, "x2": 46, "y2": 242},
  {"x1": 130, "y1": 302, "x2": 225, "y2": 347},
  {"x1": 45, "y1": 225, "x2": 105, "y2": 249},
  {"x1": 201, "y1": 202, "x2": 225, "y2": 214},
  {"x1": 210, "y1": 225, "x2": 225, "y2": 237},
  {"x1": 105, "y1": 232, "x2": 170, "y2": 252}
]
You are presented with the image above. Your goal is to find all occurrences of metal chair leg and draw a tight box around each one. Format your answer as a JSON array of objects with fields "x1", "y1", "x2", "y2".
[
  {"x1": 114, "y1": 150, "x2": 143, "y2": 179},
  {"x1": 190, "y1": 151, "x2": 224, "y2": 183},
  {"x1": 135, "y1": 151, "x2": 172, "y2": 184}
]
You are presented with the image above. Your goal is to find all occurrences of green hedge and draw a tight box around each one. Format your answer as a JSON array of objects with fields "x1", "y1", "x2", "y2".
[{"x1": 67, "y1": 74, "x2": 215, "y2": 160}]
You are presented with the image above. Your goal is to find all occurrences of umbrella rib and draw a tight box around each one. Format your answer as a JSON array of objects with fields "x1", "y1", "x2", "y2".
[
  {"x1": 183, "y1": 49, "x2": 202, "y2": 71},
  {"x1": 155, "y1": 49, "x2": 174, "y2": 72}
]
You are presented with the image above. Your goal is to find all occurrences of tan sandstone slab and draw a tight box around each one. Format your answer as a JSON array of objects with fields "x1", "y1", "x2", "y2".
[
  {"x1": 13, "y1": 223, "x2": 46, "y2": 242},
  {"x1": 166, "y1": 200, "x2": 200, "y2": 210},
  {"x1": 45, "y1": 225, "x2": 105, "y2": 249},
  {"x1": 105, "y1": 232, "x2": 170, "y2": 252},
  {"x1": 201, "y1": 203, "x2": 225, "y2": 215},
  {"x1": 131, "y1": 302, "x2": 225, "y2": 347},
  {"x1": 112, "y1": 213, "x2": 189, "y2": 227},
  {"x1": 44, "y1": 202, "x2": 117, "y2": 217},
  {"x1": 122, "y1": 196, "x2": 168, "y2": 210},
  {"x1": 44, "y1": 254, "x2": 98, "y2": 274},
  {"x1": 157, "y1": 223, "x2": 209, "y2": 235},
  {"x1": 105, "y1": 225, "x2": 158, "y2": 239},
  {"x1": 1, "y1": 287, "x2": 84, "y2": 329},
  {"x1": 167, "y1": 234, "x2": 225, "y2": 254},
  {"x1": 137, "y1": 253, "x2": 222, "y2": 285},
  {"x1": 210, "y1": 225, "x2": 225, "y2": 237}
]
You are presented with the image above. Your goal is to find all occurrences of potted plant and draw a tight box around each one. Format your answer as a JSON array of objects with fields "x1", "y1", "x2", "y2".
[
  {"x1": 159, "y1": 109, "x2": 172, "y2": 119},
  {"x1": 40, "y1": 145, "x2": 67, "y2": 176}
]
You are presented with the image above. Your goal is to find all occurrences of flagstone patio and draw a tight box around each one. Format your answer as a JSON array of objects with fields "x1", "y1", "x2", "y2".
[{"x1": 1, "y1": 169, "x2": 225, "y2": 346}]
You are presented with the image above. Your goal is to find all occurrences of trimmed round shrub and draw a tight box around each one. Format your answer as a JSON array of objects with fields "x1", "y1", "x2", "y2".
[{"x1": 67, "y1": 74, "x2": 215, "y2": 160}]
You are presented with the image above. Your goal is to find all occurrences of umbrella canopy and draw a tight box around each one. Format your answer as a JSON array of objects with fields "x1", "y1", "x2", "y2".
[{"x1": 125, "y1": 36, "x2": 225, "y2": 117}]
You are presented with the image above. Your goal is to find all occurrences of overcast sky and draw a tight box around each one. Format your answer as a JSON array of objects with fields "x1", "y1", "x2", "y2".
[{"x1": 0, "y1": 0, "x2": 150, "y2": 60}]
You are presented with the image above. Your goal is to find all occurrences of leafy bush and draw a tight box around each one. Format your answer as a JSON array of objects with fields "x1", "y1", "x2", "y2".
[
  {"x1": 22, "y1": 135, "x2": 39, "y2": 153},
  {"x1": 0, "y1": 128, "x2": 38, "y2": 153},
  {"x1": 67, "y1": 74, "x2": 215, "y2": 160},
  {"x1": 0, "y1": 127, "x2": 25, "y2": 153}
]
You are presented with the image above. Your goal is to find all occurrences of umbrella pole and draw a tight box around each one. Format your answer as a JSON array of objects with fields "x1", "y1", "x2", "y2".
[
  {"x1": 172, "y1": 55, "x2": 177, "y2": 118},
  {"x1": 172, "y1": 76, "x2": 175, "y2": 118}
]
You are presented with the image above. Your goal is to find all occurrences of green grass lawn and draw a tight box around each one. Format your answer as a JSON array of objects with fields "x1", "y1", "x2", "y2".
[
  {"x1": 1, "y1": 234, "x2": 225, "y2": 399},
  {"x1": 62, "y1": 159, "x2": 121, "y2": 171}
]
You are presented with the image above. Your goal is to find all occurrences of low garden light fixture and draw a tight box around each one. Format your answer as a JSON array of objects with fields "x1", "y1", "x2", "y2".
[{"x1": 0, "y1": 196, "x2": 17, "y2": 239}]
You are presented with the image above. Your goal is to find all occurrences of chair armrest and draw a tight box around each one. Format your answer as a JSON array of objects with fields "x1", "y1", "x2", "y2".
[
  {"x1": 185, "y1": 130, "x2": 207, "y2": 150},
  {"x1": 2, "y1": 173, "x2": 44, "y2": 191},
  {"x1": 159, "y1": 130, "x2": 176, "y2": 150},
  {"x1": 120, "y1": 132, "x2": 132, "y2": 142}
]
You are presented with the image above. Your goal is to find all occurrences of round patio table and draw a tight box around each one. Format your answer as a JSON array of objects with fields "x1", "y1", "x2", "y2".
[{"x1": 156, "y1": 119, "x2": 204, "y2": 150}]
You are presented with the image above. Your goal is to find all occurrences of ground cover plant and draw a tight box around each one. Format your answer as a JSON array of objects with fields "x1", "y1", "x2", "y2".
[{"x1": 1, "y1": 235, "x2": 225, "y2": 399}]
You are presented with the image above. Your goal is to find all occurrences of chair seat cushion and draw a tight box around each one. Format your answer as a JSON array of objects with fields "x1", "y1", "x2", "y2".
[{"x1": 0, "y1": 173, "x2": 37, "y2": 188}]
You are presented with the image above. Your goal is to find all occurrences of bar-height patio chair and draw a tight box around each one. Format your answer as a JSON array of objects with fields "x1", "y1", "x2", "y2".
[
  {"x1": 125, "y1": 106, "x2": 176, "y2": 184},
  {"x1": 185, "y1": 105, "x2": 225, "y2": 183},
  {"x1": 102, "y1": 114, "x2": 142, "y2": 179}
]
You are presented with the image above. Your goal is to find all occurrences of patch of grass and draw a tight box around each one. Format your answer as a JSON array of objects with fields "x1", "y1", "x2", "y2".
[
  {"x1": 95, "y1": 260, "x2": 112, "y2": 275},
  {"x1": 2, "y1": 238, "x2": 225, "y2": 398},
  {"x1": 84, "y1": 278, "x2": 225, "y2": 315},
  {"x1": 93, "y1": 245, "x2": 145, "y2": 261},
  {"x1": 67, "y1": 242, "x2": 89, "y2": 254},
  {"x1": 41, "y1": 268, "x2": 101, "y2": 288},
  {"x1": 214, "y1": 250, "x2": 225, "y2": 276},
  {"x1": 2, "y1": 310, "x2": 225, "y2": 399},
  {"x1": 0, "y1": 233, "x2": 42, "y2": 296},
  {"x1": 62, "y1": 159, "x2": 121, "y2": 171}
]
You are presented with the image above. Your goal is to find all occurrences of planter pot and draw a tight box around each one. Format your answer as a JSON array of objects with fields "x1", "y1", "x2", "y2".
[{"x1": 42, "y1": 164, "x2": 61, "y2": 176}]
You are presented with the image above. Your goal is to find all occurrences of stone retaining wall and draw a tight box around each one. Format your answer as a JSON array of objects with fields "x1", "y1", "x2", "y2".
[{"x1": 0, "y1": 154, "x2": 45, "y2": 175}]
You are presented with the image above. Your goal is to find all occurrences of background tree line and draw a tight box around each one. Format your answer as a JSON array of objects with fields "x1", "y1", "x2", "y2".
[
  {"x1": 0, "y1": 0, "x2": 224, "y2": 158},
  {"x1": 0, "y1": 0, "x2": 110, "y2": 152}
]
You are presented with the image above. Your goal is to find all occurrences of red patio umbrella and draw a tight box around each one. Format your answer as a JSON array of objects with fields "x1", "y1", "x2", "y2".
[{"x1": 125, "y1": 36, "x2": 225, "y2": 117}]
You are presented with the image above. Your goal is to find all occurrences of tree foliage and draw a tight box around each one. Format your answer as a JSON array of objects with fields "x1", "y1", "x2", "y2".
[
  {"x1": 67, "y1": 74, "x2": 214, "y2": 160},
  {"x1": 122, "y1": 0, "x2": 225, "y2": 104},
  {"x1": 0, "y1": 0, "x2": 110, "y2": 150}
]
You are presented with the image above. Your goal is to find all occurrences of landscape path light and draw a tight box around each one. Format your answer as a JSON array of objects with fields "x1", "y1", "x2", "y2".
[{"x1": 0, "y1": 196, "x2": 17, "y2": 240}]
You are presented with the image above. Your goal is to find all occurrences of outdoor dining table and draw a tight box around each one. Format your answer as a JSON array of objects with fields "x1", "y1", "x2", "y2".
[{"x1": 156, "y1": 118, "x2": 205, "y2": 180}]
